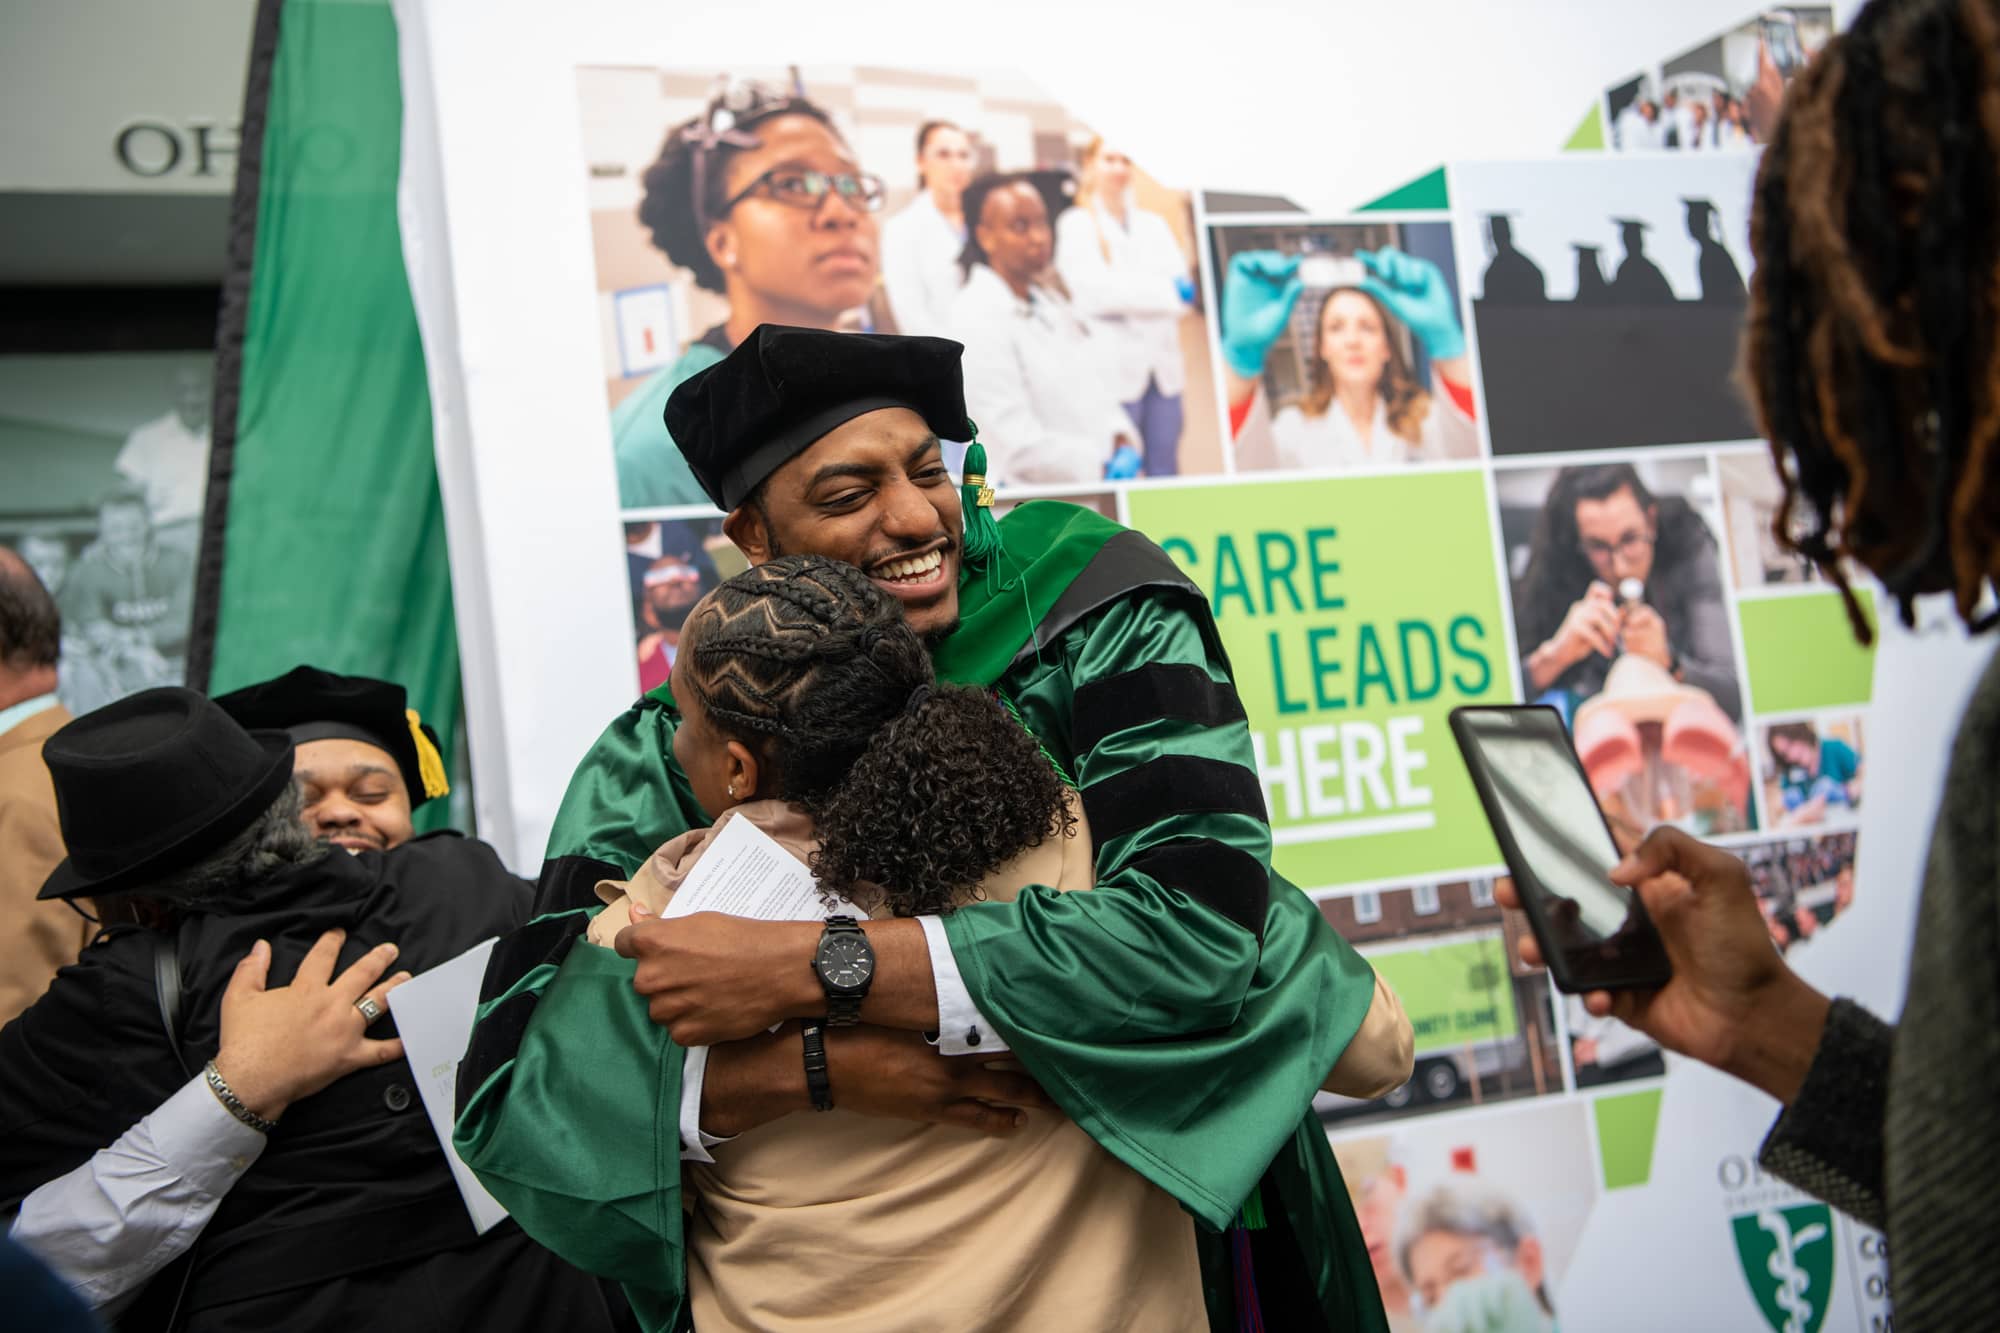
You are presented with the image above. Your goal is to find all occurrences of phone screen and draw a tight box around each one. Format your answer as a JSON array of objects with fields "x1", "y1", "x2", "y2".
[
  {"x1": 1451, "y1": 707, "x2": 1671, "y2": 991},
  {"x1": 1760, "y1": 12, "x2": 1804, "y2": 74}
]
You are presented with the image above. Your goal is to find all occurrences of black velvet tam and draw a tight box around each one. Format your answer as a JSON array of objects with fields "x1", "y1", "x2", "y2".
[
  {"x1": 663, "y1": 324, "x2": 972, "y2": 510},
  {"x1": 215, "y1": 665, "x2": 444, "y2": 808}
]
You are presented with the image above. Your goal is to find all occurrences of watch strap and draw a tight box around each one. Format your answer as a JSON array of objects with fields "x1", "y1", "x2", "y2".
[{"x1": 801, "y1": 1022, "x2": 832, "y2": 1112}]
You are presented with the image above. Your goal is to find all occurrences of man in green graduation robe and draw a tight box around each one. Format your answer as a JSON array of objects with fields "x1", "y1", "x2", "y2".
[{"x1": 455, "y1": 325, "x2": 1393, "y2": 1332}]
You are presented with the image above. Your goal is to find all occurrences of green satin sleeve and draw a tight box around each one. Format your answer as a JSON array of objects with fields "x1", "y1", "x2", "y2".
[
  {"x1": 543, "y1": 688, "x2": 709, "y2": 878},
  {"x1": 944, "y1": 592, "x2": 1270, "y2": 1038},
  {"x1": 941, "y1": 592, "x2": 1381, "y2": 1230},
  {"x1": 454, "y1": 929, "x2": 688, "y2": 1333}
]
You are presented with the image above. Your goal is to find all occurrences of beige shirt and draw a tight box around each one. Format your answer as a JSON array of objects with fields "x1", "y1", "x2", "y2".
[
  {"x1": 0, "y1": 700, "x2": 87, "y2": 1025},
  {"x1": 592, "y1": 796, "x2": 1207, "y2": 1333}
]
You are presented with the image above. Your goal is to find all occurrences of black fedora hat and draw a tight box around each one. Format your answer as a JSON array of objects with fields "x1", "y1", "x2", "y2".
[{"x1": 37, "y1": 686, "x2": 297, "y2": 901}]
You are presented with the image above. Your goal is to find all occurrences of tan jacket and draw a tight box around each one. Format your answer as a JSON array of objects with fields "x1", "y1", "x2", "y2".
[
  {"x1": 0, "y1": 703, "x2": 90, "y2": 1025},
  {"x1": 597, "y1": 795, "x2": 1208, "y2": 1333}
]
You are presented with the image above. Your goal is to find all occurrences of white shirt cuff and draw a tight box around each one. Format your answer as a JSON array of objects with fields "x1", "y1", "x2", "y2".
[
  {"x1": 678, "y1": 1045, "x2": 735, "y2": 1163},
  {"x1": 917, "y1": 915, "x2": 1008, "y2": 1055},
  {"x1": 161, "y1": 1072, "x2": 271, "y2": 1186}
]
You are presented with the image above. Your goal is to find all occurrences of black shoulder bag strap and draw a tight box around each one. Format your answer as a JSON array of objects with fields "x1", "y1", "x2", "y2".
[
  {"x1": 125, "y1": 930, "x2": 196, "y2": 1333},
  {"x1": 150, "y1": 931, "x2": 193, "y2": 1079}
]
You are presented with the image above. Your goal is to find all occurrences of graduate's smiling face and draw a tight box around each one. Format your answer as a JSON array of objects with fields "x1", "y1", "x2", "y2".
[
  {"x1": 294, "y1": 738, "x2": 415, "y2": 853},
  {"x1": 723, "y1": 407, "x2": 963, "y2": 639}
]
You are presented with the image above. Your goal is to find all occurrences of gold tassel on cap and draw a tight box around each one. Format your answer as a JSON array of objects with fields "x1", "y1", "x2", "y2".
[{"x1": 406, "y1": 708, "x2": 451, "y2": 800}]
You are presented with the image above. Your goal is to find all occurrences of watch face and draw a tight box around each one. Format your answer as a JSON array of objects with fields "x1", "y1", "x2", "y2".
[{"x1": 818, "y1": 933, "x2": 874, "y2": 991}]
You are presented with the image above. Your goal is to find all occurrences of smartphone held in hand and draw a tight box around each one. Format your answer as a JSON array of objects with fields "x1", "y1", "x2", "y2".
[{"x1": 1450, "y1": 705, "x2": 1673, "y2": 992}]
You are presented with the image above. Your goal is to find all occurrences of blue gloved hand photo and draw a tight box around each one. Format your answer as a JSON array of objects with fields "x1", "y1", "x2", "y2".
[
  {"x1": 1104, "y1": 442, "x2": 1143, "y2": 480},
  {"x1": 1357, "y1": 245, "x2": 1467, "y2": 362},
  {"x1": 1219, "y1": 250, "x2": 1305, "y2": 379},
  {"x1": 1174, "y1": 274, "x2": 1198, "y2": 306}
]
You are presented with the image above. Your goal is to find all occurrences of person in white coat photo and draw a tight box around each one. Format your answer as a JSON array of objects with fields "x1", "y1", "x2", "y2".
[
  {"x1": 948, "y1": 172, "x2": 1139, "y2": 486},
  {"x1": 881, "y1": 121, "x2": 976, "y2": 336},
  {"x1": 1054, "y1": 139, "x2": 1193, "y2": 476}
]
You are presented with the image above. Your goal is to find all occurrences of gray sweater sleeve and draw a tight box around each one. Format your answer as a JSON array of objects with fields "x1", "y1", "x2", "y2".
[{"x1": 1756, "y1": 997, "x2": 1893, "y2": 1231}]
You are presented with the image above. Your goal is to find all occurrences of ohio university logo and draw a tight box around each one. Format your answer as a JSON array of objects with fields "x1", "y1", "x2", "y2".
[{"x1": 1732, "y1": 1203, "x2": 1835, "y2": 1333}]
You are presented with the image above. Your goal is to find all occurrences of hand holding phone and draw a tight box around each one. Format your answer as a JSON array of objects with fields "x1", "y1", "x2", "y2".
[
  {"x1": 1450, "y1": 706, "x2": 1672, "y2": 992},
  {"x1": 1500, "y1": 825, "x2": 1834, "y2": 1105}
]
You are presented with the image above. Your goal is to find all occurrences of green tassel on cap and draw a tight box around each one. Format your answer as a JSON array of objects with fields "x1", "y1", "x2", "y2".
[{"x1": 958, "y1": 422, "x2": 1003, "y2": 569}]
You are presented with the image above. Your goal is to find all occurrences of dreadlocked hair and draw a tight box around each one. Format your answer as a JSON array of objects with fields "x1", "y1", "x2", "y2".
[
  {"x1": 681, "y1": 554, "x2": 1075, "y2": 917},
  {"x1": 637, "y1": 96, "x2": 839, "y2": 294},
  {"x1": 1742, "y1": 0, "x2": 2000, "y2": 641}
]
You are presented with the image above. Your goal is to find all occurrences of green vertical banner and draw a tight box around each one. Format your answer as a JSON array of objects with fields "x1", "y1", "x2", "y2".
[
  {"x1": 1130, "y1": 471, "x2": 1508, "y2": 888},
  {"x1": 197, "y1": 0, "x2": 462, "y2": 830}
]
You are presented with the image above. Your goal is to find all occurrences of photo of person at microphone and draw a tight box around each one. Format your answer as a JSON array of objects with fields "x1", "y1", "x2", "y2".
[{"x1": 1499, "y1": 458, "x2": 1753, "y2": 838}]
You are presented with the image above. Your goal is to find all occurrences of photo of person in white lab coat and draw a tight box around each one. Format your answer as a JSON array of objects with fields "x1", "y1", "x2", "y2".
[
  {"x1": 949, "y1": 172, "x2": 1140, "y2": 486},
  {"x1": 881, "y1": 120, "x2": 976, "y2": 336},
  {"x1": 1219, "y1": 242, "x2": 1479, "y2": 471},
  {"x1": 1054, "y1": 139, "x2": 1194, "y2": 476}
]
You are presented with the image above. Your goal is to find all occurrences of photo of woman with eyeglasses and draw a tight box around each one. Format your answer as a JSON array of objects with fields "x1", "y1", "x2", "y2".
[
  {"x1": 948, "y1": 171, "x2": 1141, "y2": 486},
  {"x1": 608, "y1": 78, "x2": 891, "y2": 508}
]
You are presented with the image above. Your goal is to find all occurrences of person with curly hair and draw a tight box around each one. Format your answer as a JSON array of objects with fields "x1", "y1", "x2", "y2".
[
  {"x1": 458, "y1": 326, "x2": 1410, "y2": 1332},
  {"x1": 579, "y1": 556, "x2": 1209, "y2": 1329},
  {"x1": 1499, "y1": 0, "x2": 2000, "y2": 1322},
  {"x1": 611, "y1": 79, "x2": 888, "y2": 508}
]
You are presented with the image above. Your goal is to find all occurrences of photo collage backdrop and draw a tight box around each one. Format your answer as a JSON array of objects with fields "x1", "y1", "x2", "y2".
[{"x1": 574, "y1": 37, "x2": 1878, "y2": 1333}]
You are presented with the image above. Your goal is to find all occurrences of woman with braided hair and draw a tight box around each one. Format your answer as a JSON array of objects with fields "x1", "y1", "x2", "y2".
[
  {"x1": 579, "y1": 553, "x2": 1193, "y2": 1332},
  {"x1": 547, "y1": 554, "x2": 1407, "y2": 1332},
  {"x1": 1497, "y1": 0, "x2": 2000, "y2": 1323},
  {"x1": 586, "y1": 552, "x2": 1085, "y2": 937}
]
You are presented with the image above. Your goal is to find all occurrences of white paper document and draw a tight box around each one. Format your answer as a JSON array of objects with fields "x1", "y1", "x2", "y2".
[
  {"x1": 662, "y1": 813, "x2": 868, "y2": 922},
  {"x1": 386, "y1": 937, "x2": 510, "y2": 1233}
]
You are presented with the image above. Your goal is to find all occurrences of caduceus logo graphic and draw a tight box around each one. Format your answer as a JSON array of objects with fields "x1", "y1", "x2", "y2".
[{"x1": 1732, "y1": 1203, "x2": 1836, "y2": 1333}]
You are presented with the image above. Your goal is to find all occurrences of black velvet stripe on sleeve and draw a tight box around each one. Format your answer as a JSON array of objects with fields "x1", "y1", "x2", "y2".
[
  {"x1": 1073, "y1": 663, "x2": 1248, "y2": 755},
  {"x1": 1081, "y1": 755, "x2": 1270, "y2": 845},
  {"x1": 455, "y1": 898, "x2": 593, "y2": 1116},
  {"x1": 1126, "y1": 837, "x2": 1270, "y2": 937},
  {"x1": 456, "y1": 989, "x2": 539, "y2": 1122},
  {"x1": 531, "y1": 852, "x2": 624, "y2": 918},
  {"x1": 477, "y1": 906, "x2": 589, "y2": 1005}
]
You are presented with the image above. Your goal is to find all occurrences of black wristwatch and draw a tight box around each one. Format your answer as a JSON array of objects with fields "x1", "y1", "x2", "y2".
[
  {"x1": 801, "y1": 1022, "x2": 832, "y2": 1112},
  {"x1": 812, "y1": 915, "x2": 875, "y2": 1026}
]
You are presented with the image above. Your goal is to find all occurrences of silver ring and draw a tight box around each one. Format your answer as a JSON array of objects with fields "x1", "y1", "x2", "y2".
[{"x1": 355, "y1": 995, "x2": 385, "y2": 1024}]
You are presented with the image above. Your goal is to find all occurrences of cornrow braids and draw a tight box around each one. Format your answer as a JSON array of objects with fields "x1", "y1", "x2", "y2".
[
  {"x1": 1743, "y1": 0, "x2": 2000, "y2": 640},
  {"x1": 681, "y1": 555, "x2": 1074, "y2": 916}
]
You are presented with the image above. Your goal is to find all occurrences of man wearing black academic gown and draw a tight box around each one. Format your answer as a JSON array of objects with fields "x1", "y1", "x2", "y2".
[{"x1": 0, "y1": 688, "x2": 618, "y2": 1332}]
